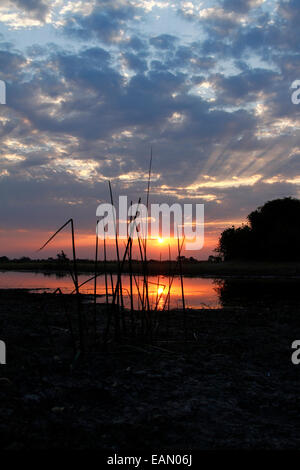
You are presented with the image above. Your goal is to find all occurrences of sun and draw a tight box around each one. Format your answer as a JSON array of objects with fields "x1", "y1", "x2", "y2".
[
  {"x1": 157, "y1": 286, "x2": 164, "y2": 295},
  {"x1": 157, "y1": 237, "x2": 164, "y2": 244}
]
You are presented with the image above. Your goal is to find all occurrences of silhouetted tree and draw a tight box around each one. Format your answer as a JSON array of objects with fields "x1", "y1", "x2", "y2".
[
  {"x1": 217, "y1": 225, "x2": 253, "y2": 261},
  {"x1": 56, "y1": 251, "x2": 69, "y2": 264},
  {"x1": 217, "y1": 197, "x2": 300, "y2": 261},
  {"x1": 208, "y1": 255, "x2": 222, "y2": 263}
]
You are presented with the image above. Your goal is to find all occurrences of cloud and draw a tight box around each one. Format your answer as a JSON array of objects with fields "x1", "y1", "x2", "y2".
[
  {"x1": 222, "y1": 0, "x2": 265, "y2": 14},
  {"x1": 0, "y1": 49, "x2": 27, "y2": 80},
  {"x1": 123, "y1": 52, "x2": 148, "y2": 73},
  {"x1": 212, "y1": 68, "x2": 279, "y2": 104},
  {"x1": 0, "y1": 0, "x2": 52, "y2": 28},
  {"x1": 62, "y1": 0, "x2": 136, "y2": 44},
  {"x1": 150, "y1": 34, "x2": 178, "y2": 50},
  {"x1": 11, "y1": 0, "x2": 49, "y2": 19}
]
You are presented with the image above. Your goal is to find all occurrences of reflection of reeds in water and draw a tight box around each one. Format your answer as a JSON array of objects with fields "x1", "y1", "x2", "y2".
[{"x1": 38, "y1": 153, "x2": 186, "y2": 351}]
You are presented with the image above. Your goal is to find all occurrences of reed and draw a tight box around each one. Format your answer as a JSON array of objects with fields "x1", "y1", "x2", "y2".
[
  {"x1": 177, "y1": 232, "x2": 186, "y2": 340},
  {"x1": 94, "y1": 221, "x2": 99, "y2": 343},
  {"x1": 38, "y1": 218, "x2": 84, "y2": 352}
]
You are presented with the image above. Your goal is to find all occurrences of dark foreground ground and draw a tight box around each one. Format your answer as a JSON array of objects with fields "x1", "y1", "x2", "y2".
[{"x1": 1, "y1": 289, "x2": 300, "y2": 450}]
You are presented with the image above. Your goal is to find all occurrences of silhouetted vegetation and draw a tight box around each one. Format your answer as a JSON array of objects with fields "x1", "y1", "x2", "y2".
[
  {"x1": 216, "y1": 278, "x2": 300, "y2": 308},
  {"x1": 217, "y1": 197, "x2": 300, "y2": 261}
]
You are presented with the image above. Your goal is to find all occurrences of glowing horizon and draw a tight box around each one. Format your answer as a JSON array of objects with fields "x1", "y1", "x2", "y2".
[{"x1": 0, "y1": 218, "x2": 239, "y2": 260}]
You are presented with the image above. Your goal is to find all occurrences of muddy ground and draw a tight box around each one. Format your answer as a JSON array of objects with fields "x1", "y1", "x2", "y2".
[{"x1": 0, "y1": 289, "x2": 300, "y2": 450}]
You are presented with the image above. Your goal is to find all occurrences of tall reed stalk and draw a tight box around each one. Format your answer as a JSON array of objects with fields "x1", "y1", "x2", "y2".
[{"x1": 38, "y1": 218, "x2": 84, "y2": 352}]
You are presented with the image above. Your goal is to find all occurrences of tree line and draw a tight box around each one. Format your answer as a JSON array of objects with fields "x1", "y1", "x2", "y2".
[{"x1": 217, "y1": 197, "x2": 300, "y2": 261}]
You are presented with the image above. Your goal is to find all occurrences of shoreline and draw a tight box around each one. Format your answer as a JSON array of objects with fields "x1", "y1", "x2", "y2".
[{"x1": 1, "y1": 260, "x2": 300, "y2": 277}]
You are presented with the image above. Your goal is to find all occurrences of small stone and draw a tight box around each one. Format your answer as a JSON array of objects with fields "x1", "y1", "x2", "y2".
[
  {"x1": 0, "y1": 377, "x2": 12, "y2": 387},
  {"x1": 51, "y1": 406, "x2": 65, "y2": 413},
  {"x1": 23, "y1": 393, "x2": 41, "y2": 403}
]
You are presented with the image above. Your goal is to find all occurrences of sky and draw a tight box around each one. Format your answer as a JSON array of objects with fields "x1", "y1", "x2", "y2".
[{"x1": 0, "y1": 0, "x2": 299, "y2": 259}]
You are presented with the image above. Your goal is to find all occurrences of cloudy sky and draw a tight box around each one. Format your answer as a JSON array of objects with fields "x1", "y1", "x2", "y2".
[{"x1": 0, "y1": 0, "x2": 299, "y2": 259}]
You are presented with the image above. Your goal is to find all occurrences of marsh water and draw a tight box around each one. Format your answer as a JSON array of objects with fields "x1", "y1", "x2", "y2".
[
  {"x1": 0, "y1": 271, "x2": 221, "y2": 309},
  {"x1": 0, "y1": 271, "x2": 299, "y2": 310}
]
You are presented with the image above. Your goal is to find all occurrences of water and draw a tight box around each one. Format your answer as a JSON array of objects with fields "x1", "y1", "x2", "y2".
[
  {"x1": 2, "y1": 271, "x2": 299, "y2": 310},
  {"x1": 0, "y1": 271, "x2": 221, "y2": 309}
]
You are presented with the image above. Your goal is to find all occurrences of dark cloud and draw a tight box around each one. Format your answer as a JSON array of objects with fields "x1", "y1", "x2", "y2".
[
  {"x1": 0, "y1": 49, "x2": 26, "y2": 79},
  {"x1": 63, "y1": 1, "x2": 136, "y2": 44},
  {"x1": 127, "y1": 35, "x2": 148, "y2": 52},
  {"x1": 11, "y1": 0, "x2": 49, "y2": 20},
  {"x1": 222, "y1": 0, "x2": 261, "y2": 14},
  {"x1": 213, "y1": 68, "x2": 279, "y2": 104},
  {"x1": 124, "y1": 52, "x2": 148, "y2": 73}
]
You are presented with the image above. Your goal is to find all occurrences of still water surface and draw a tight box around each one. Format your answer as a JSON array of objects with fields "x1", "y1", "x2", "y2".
[
  {"x1": 2, "y1": 271, "x2": 298, "y2": 310},
  {"x1": 0, "y1": 271, "x2": 221, "y2": 309}
]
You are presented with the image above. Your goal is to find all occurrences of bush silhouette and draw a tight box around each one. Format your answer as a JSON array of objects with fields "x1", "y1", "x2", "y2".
[{"x1": 217, "y1": 197, "x2": 300, "y2": 261}]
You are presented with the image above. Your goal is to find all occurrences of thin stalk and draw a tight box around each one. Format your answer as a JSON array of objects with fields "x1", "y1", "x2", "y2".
[
  {"x1": 38, "y1": 218, "x2": 84, "y2": 352},
  {"x1": 109, "y1": 181, "x2": 122, "y2": 339},
  {"x1": 94, "y1": 221, "x2": 99, "y2": 341},
  {"x1": 128, "y1": 201, "x2": 134, "y2": 314},
  {"x1": 133, "y1": 273, "x2": 143, "y2": 309},
  {"x1": 162, "y1": 238, "x2": 184, "y2": 312},
  {"x1": 177, "y1": 231, "x2": 186, "y2": 340},
  {"x1": 168, "y1": 244, "x2": 171, "y2": 313},
  {"x1": 71, "y1": 218, "x2": 84, "y2": 352},
  {"x1": 136, "y1": 229, "x2": 146, "y2": 334},
  {"x1": 109, "y1": 180, "x2": 124, "y2": 310},
  {"x1": 104, "y1": 230, "x2": 109, "y2": 306},
  {"x1": 143, "y1": 147, "x2": 152, "y2": 314}
]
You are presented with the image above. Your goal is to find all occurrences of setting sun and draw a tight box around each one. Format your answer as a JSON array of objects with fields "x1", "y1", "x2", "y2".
[
  {"x1": 157, "y1": 237, "x2": 164, "y2": 244},
  {"x1": 157, "y1": 286, "x2": 165, "y2": 296}
]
